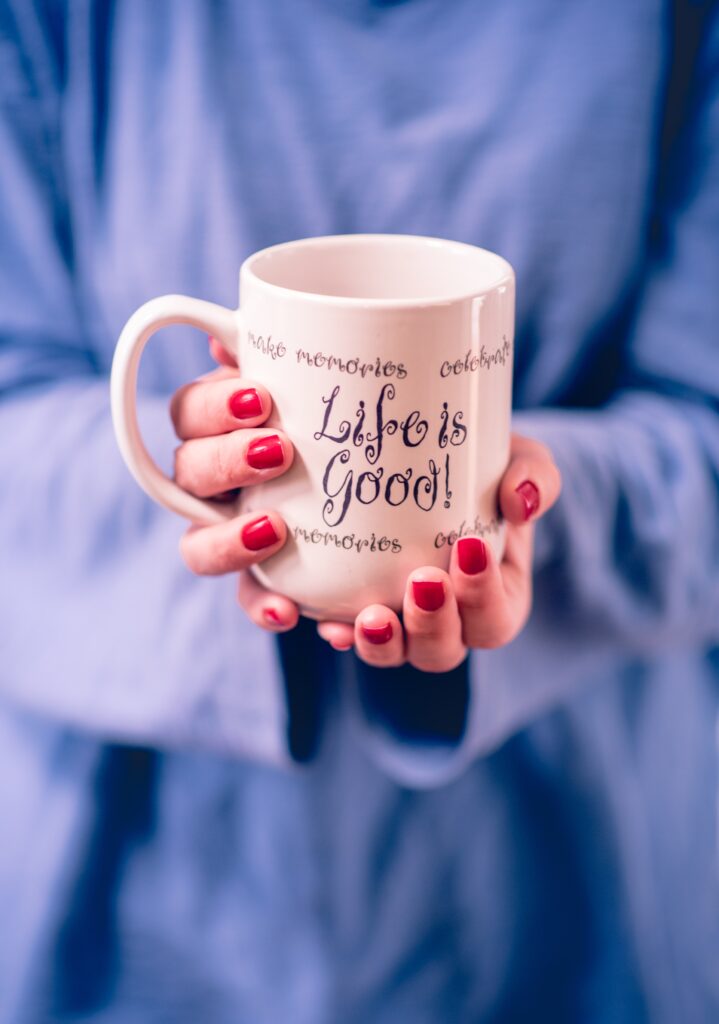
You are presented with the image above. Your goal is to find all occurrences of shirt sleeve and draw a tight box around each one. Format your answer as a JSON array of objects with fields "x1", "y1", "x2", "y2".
[
  {"x1": 0, "y1": 1, "x2": 292, "y2": 766},
  {"x1": 348, "y1": 3, "x2": 719, "y2": 787}
]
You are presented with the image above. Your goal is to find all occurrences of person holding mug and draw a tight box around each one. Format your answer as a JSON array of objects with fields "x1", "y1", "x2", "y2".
[
  {"x1": 111, "y1": 232, "x2": 561, "y2": 663},
  {"x1": 0, "y1": 2, "x2": 718, "y2": 1022}
]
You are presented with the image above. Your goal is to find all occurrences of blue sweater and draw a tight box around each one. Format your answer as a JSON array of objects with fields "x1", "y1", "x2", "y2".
[{"x1": 1, "y1": 1, "x2": 718, "y2": 1021}]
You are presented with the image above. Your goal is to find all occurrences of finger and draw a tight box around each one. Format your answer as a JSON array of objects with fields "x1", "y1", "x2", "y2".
[
  {"x1": 174, "y1": 428, "x2": 294, "y2": 498},
  {"x1": 209, "y1": 334, "x2": 238, "y2": 368},
  {"x1": 180, "y1": 510, "x2": 286, "y2": 576},
  {"x1": 237, "y1": 570, "x2": 300, "y2": 633},
  {"x1": 493, "y1": 519, "x2": 534, "y2": 615},
  {"x1": 499, "y1": 434, "x2": 561, "y2": 525},
  {"x1": 317, "y1": 621, "x2": 355, "y2": 652},
  {"x1": 170, "y1": 375, "x2": 273, "y2": 440},
  {"x1": 402, "y1": 568, "x2": 466, "y2": 672},
  {"x1": 354, "y1": 605, "x2": 405, "y2": 668},
  {"x1": 450, "y1": 530, "x2": 532, "y2": 648}
]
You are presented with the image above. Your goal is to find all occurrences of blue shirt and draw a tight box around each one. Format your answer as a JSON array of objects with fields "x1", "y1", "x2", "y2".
[{"x1": 1, "y1": 1, "x2": 718, "y2": 1021}]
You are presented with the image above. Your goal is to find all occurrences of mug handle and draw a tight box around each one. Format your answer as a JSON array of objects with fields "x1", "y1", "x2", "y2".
[{"x1": 111, "y1": 294, "x2": 239, "y2": 524}]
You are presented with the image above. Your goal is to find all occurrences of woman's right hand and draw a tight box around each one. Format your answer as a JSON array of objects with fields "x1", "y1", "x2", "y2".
[{"x1": 170, "y1": 346, "x2": 300, "y2": 630}]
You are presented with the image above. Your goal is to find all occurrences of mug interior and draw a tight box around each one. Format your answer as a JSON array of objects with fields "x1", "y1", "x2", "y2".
[{"x1": 245, "y1": 234, "x2": 511, "y2": 303}]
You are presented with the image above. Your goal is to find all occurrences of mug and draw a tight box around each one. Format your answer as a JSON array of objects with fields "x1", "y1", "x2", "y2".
[{"x1": 111, "y1": 234, "x2": 514, "y2": 621}]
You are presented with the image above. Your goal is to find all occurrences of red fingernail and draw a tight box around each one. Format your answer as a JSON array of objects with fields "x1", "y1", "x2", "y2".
[
  {"x1": 263, "y1": 607, "x2": 282, "y2": 625},
  {"x1": 229, "y1": 388, "x2": 262, "y2": 420},
  {"x1": 457, "y1": 537, "x2": 487, "y2": 575},
  {"x1": 241, "y1": 515, "x2": 279, "y2": 551},
  {"x1": 412, "y1": 580, "x2": 445, "y2": 611},
  {"x1": 516, "y1": 480, "x2": 540, "y2": 520},
  {"x1": 361, "y1": 623, "x2": 393, "y2": 645},
  {"x1": 247, "y1": 434, "x2": 284, "y2": 470}
]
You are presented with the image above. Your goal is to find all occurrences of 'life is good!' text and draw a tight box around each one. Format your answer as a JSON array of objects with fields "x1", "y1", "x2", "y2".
[{"x1": 314, "y1": 383, "x2": 468, "y2": 527}]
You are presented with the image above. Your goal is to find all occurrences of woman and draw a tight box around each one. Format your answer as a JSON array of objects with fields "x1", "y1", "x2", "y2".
[{"x1": 1, "y1": 1, "x2": 717, "y2": 1021}]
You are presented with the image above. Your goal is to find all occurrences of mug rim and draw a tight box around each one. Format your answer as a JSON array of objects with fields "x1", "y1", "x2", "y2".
[{"x1": 240, "y1": 233, "x2": 514, "y2": 309}]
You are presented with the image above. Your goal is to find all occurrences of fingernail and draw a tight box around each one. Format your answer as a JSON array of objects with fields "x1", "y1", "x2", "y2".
[
  {"x1": 241, "y1": 515, "x2": 279, "y2": 551},
  {"x1": 361, "y1": 623, "x2": 393, "y2": 645},
  {"x1": 332, "y1": 642, "x2": 354, "y2": 652},
  {"x1": 516, "y1": 480, "x2": 540, "y2": 520},
  {"x1": 247, "y1": 434, "x2": 284, "y2": 470},
  {"x1": 457, "y1": 537, "x2": 487, "y2": 575},
  {"x1": 229, "y1": 388, "x2": 263, "y2": 420},
  {"x1": 263, "y1": 607, "x2": 282, "y2": 625},
  {"x1": 412, "y1": 580, "x2": 445, "y2": 611}
]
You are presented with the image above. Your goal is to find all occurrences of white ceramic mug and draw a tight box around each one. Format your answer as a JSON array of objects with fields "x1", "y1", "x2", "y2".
[{"x1": 111, "y1": 234, "x2": 514, "y2": 621}]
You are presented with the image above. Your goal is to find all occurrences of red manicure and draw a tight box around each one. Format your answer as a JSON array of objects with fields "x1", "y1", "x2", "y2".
[
  {"x1": 229, "y1": 388, "x2": 263, "y2": 420},
  {"x1": 412, "y1": 580, "x2": 445, "y2": 611},
  {"x1": 241, "y1": 515, "x2": 279, "y2": 551},
  {"x1": 457, "y1": 537, "x2": 487, "y2": 575},
  {"x1": 361, "y1": 623, "x2": 393, "y2": 645},
  {"x1": 263, "y1": 607, "x2": 282, "y2": 625},
  {"x1": 247, "y1": 434, "x2": 284, "y2": 470},
  {"x1": 516, "y1": 480, "x2": 540, "y2": 520}
]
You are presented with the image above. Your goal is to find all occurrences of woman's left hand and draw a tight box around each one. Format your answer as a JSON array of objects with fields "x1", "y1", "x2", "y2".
[{"x1": 238, "y1": 433, "x2": 561, "y2": 672}]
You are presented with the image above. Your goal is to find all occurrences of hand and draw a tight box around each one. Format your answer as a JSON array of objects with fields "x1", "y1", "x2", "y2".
[
  {"x1": 311, "y1": 434, "x2": 561, "y2": 670},
  {"x1": 204, "y1": 338, "x2": 561, "y2": 667},
  {"x1": 238, "y1": 429, "x2": 561, "y2": 670},
  {"x1": 171, "y1": 339, "x2": 300, "y2": 630}
]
